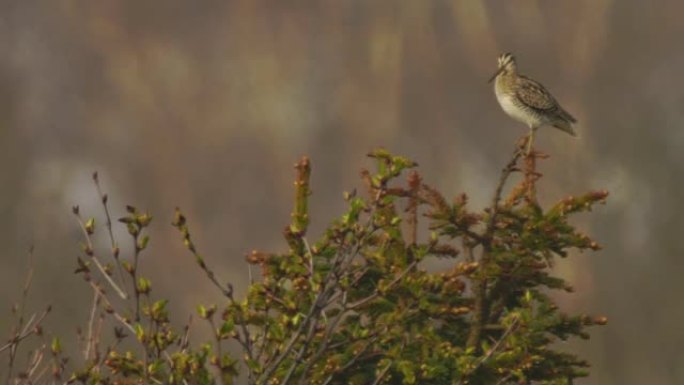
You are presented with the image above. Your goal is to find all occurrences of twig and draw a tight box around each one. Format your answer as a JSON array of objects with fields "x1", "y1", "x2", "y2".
[
  {"x1": 320, "y1": 336, "x2": 380, "y2": 385},
  {"x1": 494, "y1": 372, "x2": 515, "y2": 385},
  {"x1": 126, "y1": 221, "x2": 147, "y2": 323},
  {"x1": 84, "y1": 291, "x2": 101, "y2": 360},
  {"x1": 371, "y1": 361, "x2": 392, "y2": 385},
  {"x1": 282, "y1": 249, "x2": 418, "y2": 385},
  {"x1": 321, "y1": 265, "x2": 368, "y2": 314},
  {"x1": 0, "y1": 306, "x2": 52, "y2": 354},
  {"x1": 179, "y1": 315, "x2": 193, "y2": 352},
  {"x1": 73, "y1": 212, "x2": 128, "y2": 300},
  {"x1": 293, "y1": 316, "x2": 344, "y2": 385},
  {"x1": 462, "y1": 237, "x2": 476, "y2": 263},
  {"x1": 173, "y1": 220, "x2": 256, "y2": 382},
  {"x1": 460, "y1": 317, "x2": 520, "y2": 385},
  {"x1": 207, "y1": 316, "x2": 228, "y2": 385},
  {"x1": 486, "y1": 143, "x2": 524, "y2": 238},
  {"x1": 27, "y1": 346, "x2": 50, "y2": 384},
  {"x1": 92, "y1": 172, "x2": 128, "y2": 296},
  {"x1": 472, "y1": 317, "x2": 519, "y2": 370},
  {"x1": 523, "y1": 149, "x2": 543, "y2": 205},
  {"x1": 93, "y1": 314, "x2": 104, "y2": 364},
  {"x1": 406, "y1": 171, "x2": 421, "y2": 246},
  {"x1": 348, "y1": 259, "x2": 418, "y2": 309},
  {"x1": 467, "y1": 141, "x2": 523, "y2": 349},
  {"x1": 302, "y1": 237, "x2": 316, "y2": 287},
  {"x1": 5, "y1": 248, "x2": 35, "y2": 382},
  {"x1": 86, "y1": 281, "x2": 136, "y2": 335},
  {"x1": 25, "y1": 344, "x2": 45, "y2": 379},
  {"x1": 280, "y1": 312, "x2": 322, "y2": 385},
  {"x1": 258, "y1": 244, "x2": 351, "y2": 384},
  {"x1": 260, "y1": 170, "x2": 386, "y2": 384},
  {"x1": 3, "y1": 253, "x2": 50, "y2": 384},
  {"x1": 19, "y1": 247, "x2": 35, "y2": 324}
]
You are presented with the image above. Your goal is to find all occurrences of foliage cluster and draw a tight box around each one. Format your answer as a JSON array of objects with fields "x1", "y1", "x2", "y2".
[{"x1": 2, "y1": 141, "x2": 608, "y2": 385}]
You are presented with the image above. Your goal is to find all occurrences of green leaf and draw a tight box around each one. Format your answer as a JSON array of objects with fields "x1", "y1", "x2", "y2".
[
  {"x1": 219, "y1": 319, "x2": 235, "y2": 339},
  {"x1": 198, "y1": 304, "x2": 208, "y2": 319},
  {"x1": 137, "y1": 277, "x2": 151, "y2": 294},
  {"x1": 138, "y1": 235, "x2": 150, "y2": 250},
  {"x1": 134, "y1": 323, "x2": 145, "y2": 342},
  {"x1": 85, "y1": 218, "x2": 95, "y2": 234},
  {"x1": 51, "y1": 337, "x2": 62, "y2": 354}
]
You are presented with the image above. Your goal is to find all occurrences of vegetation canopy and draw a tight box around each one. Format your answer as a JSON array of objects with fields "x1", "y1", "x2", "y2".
[{"x1": 2, "y1": 139, "x2": 608, "y2": 385}]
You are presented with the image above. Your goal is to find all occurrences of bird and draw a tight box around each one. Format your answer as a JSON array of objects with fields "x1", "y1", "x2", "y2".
[{"x1": 489, "y1": 52, "x2": 577, "y2": 154}]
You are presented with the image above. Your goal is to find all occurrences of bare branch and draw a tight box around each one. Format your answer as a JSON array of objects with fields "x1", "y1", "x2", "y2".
[
  {"x1": 0, "y1": 306, "x2": 52, "y2": 354},
  {"x1": 92, "y1": 172, "x2": 127, "y2": 295},
  {"x1": 86, "y1": 281, "x2": 136, "y2": 335},
  {"x1": 84, "y1": 291, "x2": 101, "y2": 361},
  {"x1": 73, "y1": 212, "x2": 128, "y2": 300}
]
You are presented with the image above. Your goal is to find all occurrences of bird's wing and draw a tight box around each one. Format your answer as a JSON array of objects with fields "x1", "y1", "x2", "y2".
[{"x1": 515, "y1": 76, "x2": 558, "y2": 112}]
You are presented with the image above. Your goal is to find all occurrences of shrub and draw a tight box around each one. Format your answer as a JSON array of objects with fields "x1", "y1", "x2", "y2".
[{"x1": 2, "y1": 140, "x2": 608, "y2": 385}]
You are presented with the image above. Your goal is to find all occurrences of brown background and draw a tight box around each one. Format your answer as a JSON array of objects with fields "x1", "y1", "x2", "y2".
[{"x1": 1, "y1": 1, "x2": 682, "y2": 384}]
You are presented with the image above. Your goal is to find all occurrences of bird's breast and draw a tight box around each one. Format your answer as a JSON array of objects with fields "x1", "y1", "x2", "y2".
[{"x1": 495, "y1": 89, "x2": 544, "y2": 128}]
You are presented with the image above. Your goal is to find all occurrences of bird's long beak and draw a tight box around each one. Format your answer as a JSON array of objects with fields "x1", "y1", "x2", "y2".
[{"x1": 488, "y1": 67, "x2": 503, "y2": 83}]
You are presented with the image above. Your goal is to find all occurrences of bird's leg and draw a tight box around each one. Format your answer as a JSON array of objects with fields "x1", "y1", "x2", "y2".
[{"x1": 526, "y1": 126, "x2": 538, "y2": 155}]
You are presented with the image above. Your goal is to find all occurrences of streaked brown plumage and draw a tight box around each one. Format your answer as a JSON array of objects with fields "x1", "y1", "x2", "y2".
[{"x1": 489, "y1": 53, "x2": 577, "y2": 153}]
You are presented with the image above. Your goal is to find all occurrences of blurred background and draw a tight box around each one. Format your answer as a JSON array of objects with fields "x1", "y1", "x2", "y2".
[{"x1": 1, "y1": 1, "x2": 682, "y2": 383}]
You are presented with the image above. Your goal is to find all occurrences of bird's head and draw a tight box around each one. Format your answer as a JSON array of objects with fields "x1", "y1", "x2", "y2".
[{"x1": 488, "y1": 52, "x2": 517, "y2": 83}]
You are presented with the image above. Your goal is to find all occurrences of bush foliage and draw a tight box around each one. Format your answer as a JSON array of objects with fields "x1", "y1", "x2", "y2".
[{"x1": 2, "y1": 141, "x2": 608, "y2": 385}]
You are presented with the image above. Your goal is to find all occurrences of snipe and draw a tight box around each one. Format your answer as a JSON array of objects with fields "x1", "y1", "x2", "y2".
[{"x1": 489, "y1": 53, "x2": 577, "y2": 153}]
